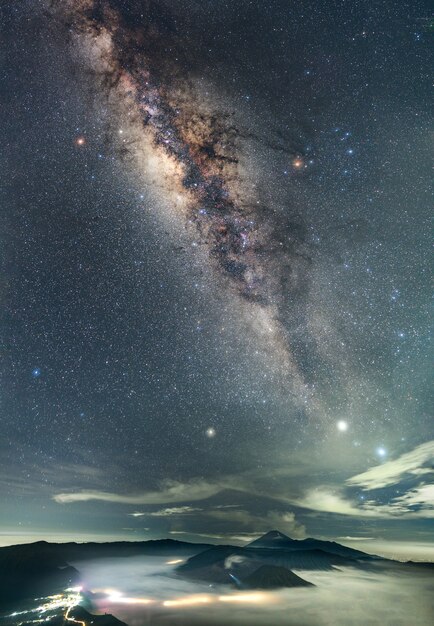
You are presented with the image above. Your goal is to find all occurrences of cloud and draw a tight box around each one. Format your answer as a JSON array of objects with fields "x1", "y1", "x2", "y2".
[
  {"x1": 347, "y1": 540, "x2": 434, "y2": 562},
  {"x1": 224, "y1": 555, "x2": 246, "y2": 569},
  {"x1": 346, "y1": 440, "x2": 434, "y2": 490},
  {"x1": 128, "y1": 506, "x2": 202, "y2": 517},
  {"x1": 294, "y1": 488, "x2": 365, "y2": 517},
  {"x1": 383, "y1": 484, "x2": 434, "y2": 517},
  {"x1": 168, "y1": 531, "x2": 260, "y2": 543},
  {"x1": 74, "y1": 556, "x2": 434, "y2": 626},
  {"x1": 212, "y1": 504, "x2": 241, "y2": 509},
  {"x1": 294, "y1": 485, "x2": 434, "y2": 519},
  {"x1": 165, "y1": 508, "x2": 306, "y2": 542},
  {"x1": 291, "y1": 442, "x2": 434, "y2": 520},
  {"x1": 337, "y1": 536, "x2": 374, "y2": 541},
  {"x1": 53, "y1": 479, "x2": 222, "y2": 504},
  {"x1": 209, "y1": 508, "x2": 306, "y2": 538},
  {"x1": 150, "y1": 506, "x2": 203, "y2": 517},
  {"x1": 52, "y1": 444, "x2": 434, "y2": 524}
]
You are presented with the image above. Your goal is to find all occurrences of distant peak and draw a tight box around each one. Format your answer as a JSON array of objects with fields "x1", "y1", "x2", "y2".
[
  {"x1": 247, "y1": 530, "x2": 293, "y2": 546},
  {"x1": 262, "y1": 530, "x2": 291, "y2": 540}
]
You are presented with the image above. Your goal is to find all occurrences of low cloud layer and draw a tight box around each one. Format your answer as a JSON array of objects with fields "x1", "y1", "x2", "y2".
[{"x1": 74, "y1": 556, "x2": 434, "y2": 626}]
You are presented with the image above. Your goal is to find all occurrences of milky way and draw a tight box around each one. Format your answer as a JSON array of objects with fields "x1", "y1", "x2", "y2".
[{"x1": 54, "y1": 0, "x2": 313, "y2": 398}]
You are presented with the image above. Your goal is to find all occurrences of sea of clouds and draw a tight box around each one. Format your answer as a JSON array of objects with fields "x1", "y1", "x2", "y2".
[{"x1": 73, "y1": 555, "x2": 434, "y2": 626}]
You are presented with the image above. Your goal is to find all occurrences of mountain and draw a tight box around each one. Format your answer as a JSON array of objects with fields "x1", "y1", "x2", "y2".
[
  {"x1": 177, "y1": 547, "x2": 314, "y2": 587},
  {"x1": 0, "y1": 538, "x2": 212, "y2": 563},
  {"x1": 178, "y1": 531, "x2": 377, "y2": 581},
  {"x1": 177, "y1": 545, "x2": 244, "y2": 572},
  {"x1": 20, "y1": 606, "x2": 128, "y2": 626},
  {"x1": 247, "y1": 531, "x2": 375, "y2": 560},
  {"x1": 0, "y1": 539, "x2": 212, "y2": 607},
  {"x1": 0, "y1": 532, "x2": 389, "y2": 608},
  {"x1": 402, "y1": 561, "x2": 434, "y2": 571},
  {"x1": 243, "y1": 565, "x2": 314, "y2": 589},
  {"x1": 247, "y1": 530, "x2": 294, "y2": 548},
  {"x1": 1, "y1": 533, "x2": 423, "y2": 626},
  {"x1": 176, "y1": 530, "x2": 383, "y2": 587},
  {"x1": 176, "y1": 545, "x2": 247, "y2": 584},
  {"x1": 248, "y1": 548, "x2": 358, "y2": 571},
  {"x1": 177, "y1": 545, "x2": 359, "y2": 584},
  {"x1": 67, "y1": 606, "x2": 129, "y2": 626},
  {"x1": 0, "y1": 547, "x2": 80, "y2": 605}
]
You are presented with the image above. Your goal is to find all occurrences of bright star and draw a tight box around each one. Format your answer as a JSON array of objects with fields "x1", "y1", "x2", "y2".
[
  {"x1": 337, "y1": 420, "x2": 348, "y2": 432},
  {"x1": 376, "y1": 446, "x2": 387, "y2": 458},
  {"x1": 206, "y1": 427, "x2": 216, "y2": 438},
  {"x1": 32, "y1": 368, "x2": 41, "y2": 378}
]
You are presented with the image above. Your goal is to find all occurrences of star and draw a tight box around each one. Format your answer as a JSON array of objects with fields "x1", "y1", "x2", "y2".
[{"x1": 1, "y1": 0, "x2": 432, "y2": 577}]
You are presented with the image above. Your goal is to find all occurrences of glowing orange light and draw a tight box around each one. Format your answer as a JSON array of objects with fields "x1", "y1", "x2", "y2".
[
  {"x1": 219, "y1": 592, "x2": 270, "y2": 603},
  {"x1": 163, "y1": 595, "x2": 213, "y2": 607},
  {"x1": 75, "y1": 136, "x2": 86, "y2": 146},
  {"x1": 293, "y1": 158, "x2": 303, "y2": 169},
  {"x1": 65, "y1": 606, "x2": 85, "y2": 626}
]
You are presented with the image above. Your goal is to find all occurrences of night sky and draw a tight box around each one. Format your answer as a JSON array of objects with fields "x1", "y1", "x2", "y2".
[{"x1": 1, "y1": 0, "x2": 432, "y2": 556}]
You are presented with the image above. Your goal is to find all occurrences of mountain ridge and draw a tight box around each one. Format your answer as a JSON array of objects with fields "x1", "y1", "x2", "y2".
[{"x1": 246, "y1": 530, "x2": 376, "y2": 559}]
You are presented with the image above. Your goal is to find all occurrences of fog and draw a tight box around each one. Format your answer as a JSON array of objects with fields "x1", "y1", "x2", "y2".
[
  {"x1": 74, "y1": 555, "x2": 434, "y2": 626},
  {"x1": 341, "y1": 540, "x2": 434, "y2": 563}
]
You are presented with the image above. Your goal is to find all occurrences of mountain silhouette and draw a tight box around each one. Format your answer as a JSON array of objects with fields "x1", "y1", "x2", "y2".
[
  {"x1": 247, "y1": 530, "x2": 373, "y2": 559},
  {"x1": 247, "y1": 530, "x2": 293, "y2": 547},
  {"x1": 0, "y1": 539, "x2": 212, "y2": 606},
  {"x1": 20, "y1": 606, "x2": 127, "y2": 626},
  {"x1": 1, "y1": 531, "x2": 416, "y2": 613},
  {"x1": 177, "y1": 530, "x2": 379, "y2": 583},
  {"x1": 243, "y1": 564, "x2": 314, "y2": 589}
]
